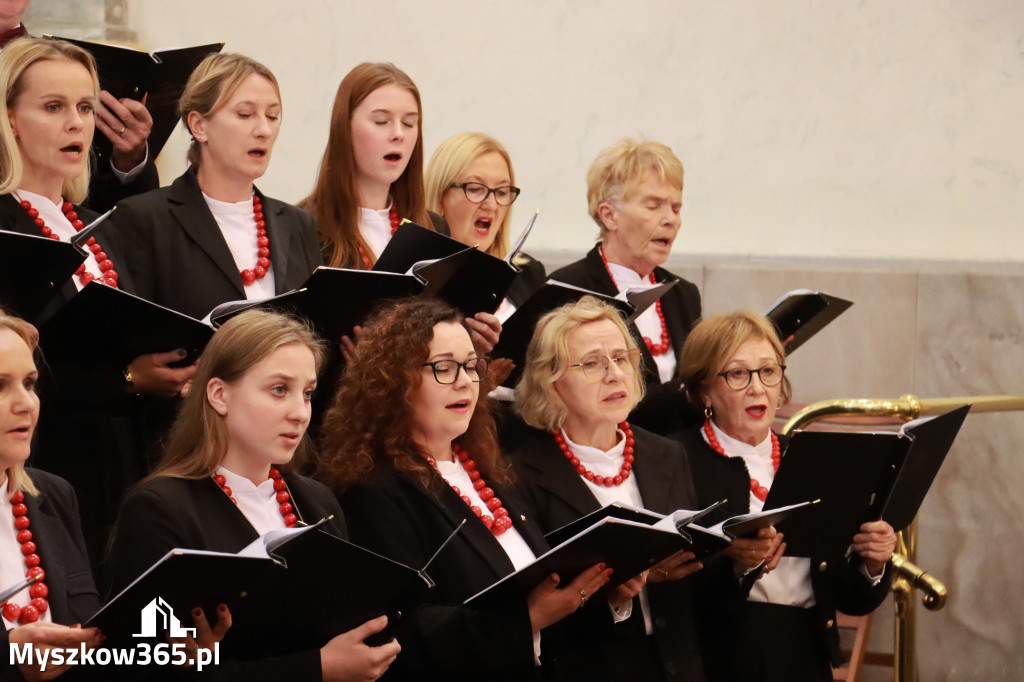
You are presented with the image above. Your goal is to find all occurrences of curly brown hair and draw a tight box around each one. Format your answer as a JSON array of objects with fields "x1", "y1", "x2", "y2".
[{"x1": 319, "y1": 297, "x2": 511, "y2": 490}]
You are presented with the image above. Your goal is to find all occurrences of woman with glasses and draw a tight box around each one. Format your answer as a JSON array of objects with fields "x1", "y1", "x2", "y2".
[
  {"x1": 508, "y1": 295, "x2": 711, "y2": 682},
  {"x1": 319, "y1": 296, "x2": 611, "y2": 682},
  {"x1": 425, "y1": 132, "x2": 546, "y2": 313},
  {"x1": 673, "y1": 311, "x2": 896, "y2": 682},
  {"x1": 303, "y1": 66, "x2": 501, "y2": 353}
]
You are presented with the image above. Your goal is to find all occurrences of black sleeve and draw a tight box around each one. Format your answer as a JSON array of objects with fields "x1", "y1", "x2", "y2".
[{"x1": 86, "y1": 153, "x2": 160, "y2": 214}]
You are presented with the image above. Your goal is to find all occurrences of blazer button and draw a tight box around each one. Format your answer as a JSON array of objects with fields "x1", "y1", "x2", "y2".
[
  {"x1": 818, "y1": 561, "x2": 828, "y2": 572},
  {"x1": 825, "y1": 619, "x2": 835, "y2": 629}
]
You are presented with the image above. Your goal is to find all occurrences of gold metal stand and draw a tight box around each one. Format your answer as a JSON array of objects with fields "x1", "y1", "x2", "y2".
[{"x1": 780, "y1": 393, "x2": 1024, "y2": 682}]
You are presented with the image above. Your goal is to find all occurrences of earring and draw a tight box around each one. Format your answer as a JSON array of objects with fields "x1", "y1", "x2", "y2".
[
  {"x1": 704, "y1": 405, "x2": 713, "y2": 419},
  {"x1": 196, "y1": 135, "x2": 206, "y2": 142}
]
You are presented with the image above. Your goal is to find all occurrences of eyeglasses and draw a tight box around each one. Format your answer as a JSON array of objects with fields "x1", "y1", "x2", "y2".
[
  {"x1": 716, "y1": 364, "x2": 786, "y2": 390},
  {"x1": 447, "y1": 182, "x2": 521, "y2": 206},
  {"x1": 568, "y1": 348, "x2": 642, "y2": 380},
  {"x1": 422, "y1": 358, "x2": 489, "y2": 385}
]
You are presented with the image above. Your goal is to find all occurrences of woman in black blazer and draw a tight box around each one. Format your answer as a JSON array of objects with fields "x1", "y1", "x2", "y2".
[
  {"x1": 0, "y1": 313, "x2": 102, "y2": 681},
  {"x1": 425, "y1": 132, "x2": 546, "y2": 313},
  {"x1": 0, "y1": 37, "x2": 194, "y2": 569},
  {"x1": 673, "y1": 311, "x2": 896, "y2": 682},
  {"x1": 111, "y1": 52, "x2": 321, "y2": 322},
  {"x1": 106, "y1": 310, "x2": 400, "y2": 681},
  {"x1": 508, "y1": 295, "x2": 715, "y2": 682},
  {"x1": 320, "y1": 297, "x2": 612, "y2": 682}
]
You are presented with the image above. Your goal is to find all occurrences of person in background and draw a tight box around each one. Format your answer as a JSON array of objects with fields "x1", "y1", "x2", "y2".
[
  {"x1": 0, "y1": 0, "x2": 158, "y2": 212},
  {"x1": 674, "y1": 311, "x2": 896, "y2": 682},
  {"x1": 425, "y1": 131, "x2": 545, "y2": 314},
  {"x1": 549, "y1": 137, "x2": 701, "y2": 436}
]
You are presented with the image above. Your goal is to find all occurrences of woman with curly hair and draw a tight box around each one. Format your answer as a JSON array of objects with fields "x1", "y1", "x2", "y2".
[{"x1": 320, "y1": 297, "x2": 617, "y2": 682}]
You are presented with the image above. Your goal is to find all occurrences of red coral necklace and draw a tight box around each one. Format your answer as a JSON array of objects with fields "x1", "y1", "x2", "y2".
[
  {"x1": 554, "y1": 421, "x2": 635, "y2": 487},
  {"x1": 214, "y1": 467, "x2": 297, "y2": 527},
  {"x1": 703, "y1": 419, "x2": 781, "y2": 502},
  {"x1": 428, "y1": 444, "x2": 512, "y2": 536},
  {"x1": 18, "y1": 197, "x2": 119, "y2": 288},
  {"x1": 599, "y1": 246, "x2": 669, "y2": 355},
  {"x1": 358, "y1": 206, "x2": 400, "y2": 269},
  {"x1": 1, "y1": 491, "x2": 49, "y2": 624}
]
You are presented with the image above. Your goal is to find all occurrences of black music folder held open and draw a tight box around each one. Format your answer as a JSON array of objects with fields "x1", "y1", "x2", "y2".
[
  {"x1": 0, "y1": 229, "x2": 85, "y2": 320},
  {"x1": 46, "y1": 37, "x2": 224, "y2": 159},
  {"x1": 491, "y1": 278, "x2": 677, "y2": 387},
  {"x1": 209, "y1": 267, "x2": 424, "y2": 340},
  {"x1": 765, "y1": 289, "x2": 853, "y2": 354},
  {"x1": 372, "y1": 221, "x2": 530, "y2": 316},
  {"x1": 764, "y1": 405, "x2": 969, "y2": 557},
  {"x1": 37, "y1": 281, "x2": 214, "y2": 366},
  {"x1": 91, "y1": 521, "x2": 438, "y2": 655}
]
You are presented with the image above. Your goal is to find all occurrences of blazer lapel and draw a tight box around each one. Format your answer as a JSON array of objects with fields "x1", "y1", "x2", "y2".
[
  {"x1": 522, "y1": 434, "x2": 602, "y2": 519},
  {"x1": 632, "y1": 429, "x2": 698, "y2": 514},
  {"x1": 25, "y1": 490, "x2": 71, "y2": 622},
  {"x1": 168, "y1": 171, "x2": 246, "y2": 298},
  {"x1": 257, "y1": 191, "x2": 293, "y2": 293},
  {"x1": 410, "y1": 475, "x2": 516, "y2": 580}
]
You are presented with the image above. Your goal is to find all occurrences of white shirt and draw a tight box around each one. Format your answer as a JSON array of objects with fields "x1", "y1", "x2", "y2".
[
  {"x1": 1, "y1": 480, "x2": 53, "y2": 630},
  {"x1": 605, "y1": 261, "x2": 676, "y2": 384},
  {"x1": 14, "y1": 189, "x2": 106, "y2": 291},
  {"x1": 560, "y1": 428, "x2": 650, "y2": 631},
  {"x1": 358, "y1": 204, "x2": 394, "y2": 261},
  {"x1": 216, "y1": 466, "x2": 287, "y2": 537},
  {"x1": 202, "y1": 193, "x2": 276, "y2": 304}
]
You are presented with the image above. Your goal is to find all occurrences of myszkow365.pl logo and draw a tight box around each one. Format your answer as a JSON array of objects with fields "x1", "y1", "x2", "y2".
[{"x1": 8, "y1": 597, "x2": 220, "y2": 671}]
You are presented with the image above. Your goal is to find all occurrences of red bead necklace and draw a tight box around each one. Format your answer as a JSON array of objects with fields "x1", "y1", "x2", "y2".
[
  {"x1": 703, "y1": 419, "x2": 781, "y2": 502},
  {"x1": 554, "y1": 421, "x2": 635, "y2": 487},
  {"x1": 428, "y1": 444, "x2": 512, "y2": 536},
  {"x1": 599, "y1": 247, "x2": 669, "y2": 355},
  {"x1": 357, "y1": 206, "x2": 400, "y2": 269},
  {"x1": 214, "y1": 467, "x2": 297, "y2": 528},
  {"x1": 1, "y1": 491, "x2": 49, "y2": 625},
  {"x1": 19, "y1": 198, "x2": 119, "y2": 288},
  {"x1": 240, "y1": 195, "x2": 271, "y2": 286}
]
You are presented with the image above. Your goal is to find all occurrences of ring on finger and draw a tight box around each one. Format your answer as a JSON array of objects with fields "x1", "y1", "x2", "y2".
[
  {"x1": 579, "y1": 589, "x2": 588, "y2": 607},
  {"x1": 657, "y1": 568, "x2": 669, "y2": 579},
  {"x1": 119, "y1": 126, "x2": 126, "y2": 135}
]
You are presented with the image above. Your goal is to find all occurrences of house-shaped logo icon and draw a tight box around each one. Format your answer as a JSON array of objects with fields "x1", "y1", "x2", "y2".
[{"x1": 133, "y1": 597, "x2": 198, "y2": 638}]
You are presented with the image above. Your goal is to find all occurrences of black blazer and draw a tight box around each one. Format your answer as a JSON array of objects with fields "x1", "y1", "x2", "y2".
[
  {"x1": 111, "y1": 168, "x2": 322, "y2": 321},
  {"x1": 1, "y1": 469, "x2": 100, "y2": 680},
  {"x1": 340, "y1": 463, "x2": 549, "y2": 682},
  {"x1": 106, "y1": 473, "x2": 346, "y2": 681},
  {"x1": 549, "y1": 245, "x2": 702, "y2": 435},
  {"x1": 672, "y1": 428, "x2": 894, "y2": 678},
  {"x1": 86, "y1": 150, "x2": 160, "y2": 214},
  {"x1": 505, "y1": 252, "x2": 546, "y2": 309},
  {"x1": 508, "y1": 423, "x2": 707, "y2": 682}
]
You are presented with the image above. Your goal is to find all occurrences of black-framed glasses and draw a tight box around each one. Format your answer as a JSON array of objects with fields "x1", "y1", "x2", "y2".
[
  {"x1": 422, "y1": 358, "x2": 489, "y2": 385},
  {"x1": 568, "y1": 348, "x2": 642, "y2": 380},
  {"x1": 447, "y1": 182, "x2": 521, "y2": 206},
  {"x1": 716, "y1": 364, "x2": 786, "y2": 390}
]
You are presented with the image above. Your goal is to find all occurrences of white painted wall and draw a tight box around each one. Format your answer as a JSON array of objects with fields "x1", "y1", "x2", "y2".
[{"x1": 126, "y1": 0, "x2": 1023, "y2": 262}]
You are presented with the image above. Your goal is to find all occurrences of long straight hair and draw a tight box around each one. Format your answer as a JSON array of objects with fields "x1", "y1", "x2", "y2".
[
  {"x1": 0, "y1": 38, "x2": 99, "y2": 204},
  {"x1": 300, "y1": 62, "x2": 430, "y2": 269},
  {"x1": 146, "y1": 311, "x2": 325, "y2": 483}
]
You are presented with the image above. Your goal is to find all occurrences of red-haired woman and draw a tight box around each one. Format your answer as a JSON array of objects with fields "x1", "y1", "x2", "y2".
[{"x1": 320, "y1": 297, "x2": 615, "y2": 682}]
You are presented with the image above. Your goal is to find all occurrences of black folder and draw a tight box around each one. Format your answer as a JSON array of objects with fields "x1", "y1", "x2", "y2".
[
  {"x1": 372, "y1": 222, "x2": 521, "y2": 316},
  {"x1": 37, "y1": 281, "x2": 214, "y2": 366},
  {"x1": 209, "y1": 267, "x2": 424, "y2": 340},
  {"x1": 47, "y1": 37, "x2": 224, "y2": 159},
  {"x1": 765, "y1": 290, "x2": 852, "y2": 354},
  {"x1": 491, "y1": 279, "x2": 677, "y2": 387},
  {"x1": 91, "y1": 522, "x2": 435, "y2": 655},
  {"x1": 0, "y1": 229, "x2": 86, "y2": 320},
  {"x1": 764, "y1": 407, "x2": 967, "y2": 557}
]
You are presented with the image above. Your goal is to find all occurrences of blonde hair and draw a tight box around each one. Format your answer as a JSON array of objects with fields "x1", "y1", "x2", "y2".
[
  {"x1": 516, "y1": 296, "x2": 645, "y2": 431},
  {"x1": 0, "y1": 313, "x2": 40, "y2": 498},
  {"x1": 147, "y1": 310, "x2": 324, "y2": 482},
  {"x1": 678, "y1": 311, "x2": 792, "y2": 409},
  {"x1": 586, "y1": 137, "x2": 683, "y2": 236},
  {"x1": 0, "y1": 37, "x2": 99, "y2": 203},
  {"x1": 179, "y1": 52, "x2": 280, "y2": 167},
  {"x1": 425, "y1": 132, "x2": 516, "y2": 258}
]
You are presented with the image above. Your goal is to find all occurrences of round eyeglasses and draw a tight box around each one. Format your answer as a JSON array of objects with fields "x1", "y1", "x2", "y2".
[
  {"x1": 568, "y1": 349, "x2": 642, "y2": 380},
  {"x1": 716, "y1": 364, "x2": 786, "y2": 390},
  {"x1": 447, "y1": 182, "x2": 521, "y2": 206},
  {"x1": 422, "y1": 358, "x2": 489, "y2": 385}
]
